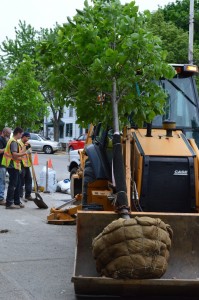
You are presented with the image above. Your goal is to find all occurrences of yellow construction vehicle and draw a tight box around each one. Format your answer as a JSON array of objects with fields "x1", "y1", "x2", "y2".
[
  {"x1": 69, "y1": 64, "x2": 199, "y2": 297},
  {"x1": 72, "y1": 126, "x2": 199, "y2": 296}
]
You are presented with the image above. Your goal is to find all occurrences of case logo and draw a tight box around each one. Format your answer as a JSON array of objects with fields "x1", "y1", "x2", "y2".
[{"x1": 173, "y1": 170, "x2": 188, "y2": 176}]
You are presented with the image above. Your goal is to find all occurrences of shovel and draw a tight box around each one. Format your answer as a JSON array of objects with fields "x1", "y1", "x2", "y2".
[{"x1": 30, "y1": 154, "x2": 48, "y2": 209}]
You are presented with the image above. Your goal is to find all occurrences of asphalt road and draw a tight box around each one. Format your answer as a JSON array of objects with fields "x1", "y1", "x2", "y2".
[
  {"x1": 0, "y1": 151, "x2": 78, "y2": 300},
  {"x1": 31, "y1": 150, "x2": 70, "y2": 182}
]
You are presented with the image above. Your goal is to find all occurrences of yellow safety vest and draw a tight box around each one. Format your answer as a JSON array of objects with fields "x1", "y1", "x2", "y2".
[
  {"x1": 18, "y1": 140, "x2": 32, "y2": 167},
  {"x1": 2, "y1": 137, "x2": 22, "y2": 170}
]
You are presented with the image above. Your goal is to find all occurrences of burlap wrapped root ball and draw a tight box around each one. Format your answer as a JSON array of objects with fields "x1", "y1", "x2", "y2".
[{"x1": 92, "y1": 216, "x2": 173, "y2": 279}]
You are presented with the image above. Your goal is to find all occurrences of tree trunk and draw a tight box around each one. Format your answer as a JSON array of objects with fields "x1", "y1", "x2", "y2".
[
  {"x1": 111, "y1": 77, "x2": 130, "y2": 219},
  {"x1": 53, "y1": 121, "x2": 59, "y2": 141}
]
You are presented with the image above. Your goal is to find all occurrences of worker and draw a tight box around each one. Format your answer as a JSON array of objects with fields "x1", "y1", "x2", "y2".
[
  {"x1": 2, "y1": 127, "x2": 27, "y2": 209},
  {"x1": 0, "y1": 127, "x2": 12, "y2": 205},
  {"x1": 18, "y1": 132, "x2": 34, "y2": 202}
]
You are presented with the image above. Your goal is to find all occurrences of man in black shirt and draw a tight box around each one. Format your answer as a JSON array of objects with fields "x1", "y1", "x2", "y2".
[{"x1": 0, "y1": 127, "x2": 11, "y2": 205}]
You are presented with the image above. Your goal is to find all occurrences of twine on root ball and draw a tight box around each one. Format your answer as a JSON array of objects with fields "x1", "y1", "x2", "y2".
[{"x1": 92, "y1": 216, "x2": 173, "y2": 279}]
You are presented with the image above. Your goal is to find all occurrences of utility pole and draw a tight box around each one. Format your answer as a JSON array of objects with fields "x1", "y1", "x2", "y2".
[{"x1": 188, "y1": 0, "x2": 194, "y2": 64}]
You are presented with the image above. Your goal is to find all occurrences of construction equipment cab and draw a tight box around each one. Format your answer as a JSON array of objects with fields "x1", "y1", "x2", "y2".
[{"x1": 152, "y1": 64, "x2": 199, "y2": 145}]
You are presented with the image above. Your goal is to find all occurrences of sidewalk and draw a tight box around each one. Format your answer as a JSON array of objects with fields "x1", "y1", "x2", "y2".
[{"x1": 0, "y1": 191, "x2": 77, "y2": 300}]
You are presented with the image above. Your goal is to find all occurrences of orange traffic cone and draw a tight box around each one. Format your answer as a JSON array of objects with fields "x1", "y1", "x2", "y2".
[
  {"x1": 48, "y1": 158, "x2": 53, "y2": 169},
  {"x1": 33, "y1": 153, "x2": 39, "y2": 165}
]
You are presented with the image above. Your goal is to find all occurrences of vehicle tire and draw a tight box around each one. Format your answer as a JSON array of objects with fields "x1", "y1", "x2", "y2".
[
  {"x1": 43, "y1": 145, "x2": 53, "y2": 154},
  {"x1": 82, "y1": 159, "x2": 96, "y2": 205},
  {"x1": 70, "y1": 167, "x2": 78, "y2": 179},
  {"x1": 68, "y1": 146, "x2": 74, "y2": 152}
]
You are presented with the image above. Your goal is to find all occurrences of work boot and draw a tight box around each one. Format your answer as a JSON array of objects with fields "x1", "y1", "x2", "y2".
[
  {"x1": 19, "y1": 202, "x2": 25, "y2": 208},
  {"x1": 6, "y1": 204, "x2": 20, "y2": 209},
  {"x1": 25, "y1": 195, "x2": 34, "y2": 201},
  {"x1": 0, "y1": 200, "x2": 6, "y2": 206},
  {"x1": 21, "y1": 197, "x2": 28, "y2": 202}
]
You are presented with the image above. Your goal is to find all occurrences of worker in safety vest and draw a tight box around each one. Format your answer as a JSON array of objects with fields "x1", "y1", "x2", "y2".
[
  {"x1": 18, "y1": 132, "x2": 33, "y2": 202},
  {"x1": 2, "y1": 127, "x2": 27, "y2": 209}
]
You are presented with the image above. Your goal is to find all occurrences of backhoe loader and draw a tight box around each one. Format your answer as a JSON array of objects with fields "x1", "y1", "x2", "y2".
[
  {"x1": 49, "y1": 64, "x2": 199, "y2": 296},
  {"x1": 72, "y1": 128, "x2": 199, "y2": 296},
  {"x1": 69, "y1": 64, "x2": 199, "y2": 297}
]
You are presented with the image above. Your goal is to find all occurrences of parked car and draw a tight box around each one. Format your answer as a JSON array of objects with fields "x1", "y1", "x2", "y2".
[
  {"x1": 67, "y1": 134, "x2": 87, "y2": 152},
  {"x1": 29, "y1": 133, "x2": 62, "y2": 154}
]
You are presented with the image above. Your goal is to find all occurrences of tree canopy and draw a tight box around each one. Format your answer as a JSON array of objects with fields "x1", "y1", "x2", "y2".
[
  {"x1": 148, "y1": 10, "x2": 190, "y2": 63},
  {"x1": 36, "y1": 27, "x2": 77, "y2": 140},
  {"x1": 157, "y1": 0, "x2": 199, "y2": 85},
  {"x1": 161, "y1": 0, "x2": 199, "y2": 47},
  {"x1": 0, "y1": 21, "x2": 71, "y2": 138},
  {"x1": 0, "y1": 56, "x2": 46, "y2": 130},
  {"x1": 0, "y1": 0, "x2": 197, "y2": 134},
  {"x1": 56, "y1": 0, "x2": 174, "y2": 129}
]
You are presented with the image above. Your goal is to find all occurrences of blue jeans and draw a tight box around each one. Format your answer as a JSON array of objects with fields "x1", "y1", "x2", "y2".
[
  {"x1": 0, "y1": 167, "x2": 6, "y2": 200},
  {"x1": 6, "y1": 168, "x2": 21, "y2": 206}
]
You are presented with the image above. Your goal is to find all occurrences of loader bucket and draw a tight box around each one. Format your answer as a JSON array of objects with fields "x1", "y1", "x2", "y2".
[{"x1": 72, "y1": 211, "x2": 199, "y2": 297}]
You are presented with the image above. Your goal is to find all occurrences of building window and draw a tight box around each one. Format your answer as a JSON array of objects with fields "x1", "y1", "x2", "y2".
[
  {"x1": 66, "y1": 123, "x2": 73, "y2": 137},
  {"x1": 69, "y1": 106, "x2": 73, "y2": 117}
]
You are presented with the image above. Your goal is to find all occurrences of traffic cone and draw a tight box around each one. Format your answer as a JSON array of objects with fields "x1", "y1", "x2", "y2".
[
  {"x1": 48, "y1": 158, "x2": 53, "y2": 169},
  {"x1": 33, "y1": 153, "x2": 39, "y2": 165}
]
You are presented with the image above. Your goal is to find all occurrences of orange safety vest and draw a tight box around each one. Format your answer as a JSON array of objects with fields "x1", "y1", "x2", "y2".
[
  {"x1": 2, "y1": 137, "x2": 22, "y2": 170},
  {"x1": 18, "y1": 140, "x2": 32, "y2": 167}
]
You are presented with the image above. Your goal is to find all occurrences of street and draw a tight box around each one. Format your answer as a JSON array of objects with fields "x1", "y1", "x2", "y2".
[
  {"x1": 0, "y1": 151, "x2": 78, "y2": 300},
  {"x1": 31, "y1": 151, "x2": 70, "y2": 182}
]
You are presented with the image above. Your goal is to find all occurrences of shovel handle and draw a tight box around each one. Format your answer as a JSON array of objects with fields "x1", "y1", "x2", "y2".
[{"x1": 30, "y1": 154, "x2": 38, "y2": 193}]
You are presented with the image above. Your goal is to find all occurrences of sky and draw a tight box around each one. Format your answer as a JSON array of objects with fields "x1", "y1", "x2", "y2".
[{"x1": 0, "y1": 0, "x2": 174, "y2": 43}]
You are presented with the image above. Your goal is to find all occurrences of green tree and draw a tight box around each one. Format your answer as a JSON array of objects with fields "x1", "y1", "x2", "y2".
[
  {"x1": 36, "y1": 27, "x2": 76, "y2": 141},
  {"x1": 55, "y1": 0, "x2": 175, "y2": 213},
  {"x1": 57, "y1": 0, "x2": 174, "y2": 129},
  {"x1": 1, "y1": 20, "x2": 39, "y2": 70},
  {"x1": 0, "y1": 62, "x2": 8, "y2": 129},
  {"x1": 0, "y1": 61, "x2": 7, "y2": 90},
  {"x1": 156, "y1": 1, "x2": 199, "y2": 86},
  {"x1": 161, "y1": 0, "x2": 199, "y2": 44},
  {"x1": 148, "y1": 10, "x2": 190, "y2": 63},
  {"x1": 0, "y1": 56, "x2": 47, "y2": 130},
  {"x1": 0, "y1": 21, "x2": 66, "y2": 140}
]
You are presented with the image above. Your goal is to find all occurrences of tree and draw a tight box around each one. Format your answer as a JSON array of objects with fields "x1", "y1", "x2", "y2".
[
  {"x1": 160, "y1": 0, "x2": 199, "y2": 45},
  {"x1": 1, "y1": 20, "x2": 39, "y2": 70},
  {"x1": 57, "y1": 0, "x2": 174, "y2": 128},
  {"x1": 0, "y1": 21, "x2": 47, "y2": 131},
  {"x1": 0, "y1": 62, "x2": 8, "y2": 129},
  {"x1": 148, "y1": 9, "x2": 199, "y2": 64},
  {"x1": 36, "y1": 27, "x2": 77, "y2": 141},
  {"x1": 0, "y1": 56, "x2": 47, "y2": 130},
  {"x1": 55, "y1": 0, "x2": 175, "y2": 214},
  {"x1": 159, "y1": 0, "x2": 199, "y2": 65},
  {"x1": 156, "y1": 0, "x2": 199, "y2": 89},
  {"x1": 0, "y1": 21, "x2": 68, "y2": 140},
  {"x1": 0, "y1": 61, "x2": 7, "y2": 90}
]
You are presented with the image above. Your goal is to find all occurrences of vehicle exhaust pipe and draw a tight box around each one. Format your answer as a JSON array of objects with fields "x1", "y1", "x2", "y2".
[{"x1": 162, "y1": 120, "x2": 176, "y2": 137}]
